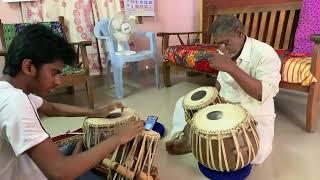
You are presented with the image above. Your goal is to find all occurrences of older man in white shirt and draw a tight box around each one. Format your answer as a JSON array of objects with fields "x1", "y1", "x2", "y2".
[{"x1": 166, "y1": 15, "x2": 281, "y2": 164}]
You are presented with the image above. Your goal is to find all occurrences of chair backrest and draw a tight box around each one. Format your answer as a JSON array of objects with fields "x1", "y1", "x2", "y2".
[
  {"x1": 94, "y1": 19, "x2": 131, "y2": 54},
  {"x1": 94, "y1": 19, "x2": 111, "y2": 39},
  {"x1": 0, "y1": 18, "x2": 66, "y2": 50}
]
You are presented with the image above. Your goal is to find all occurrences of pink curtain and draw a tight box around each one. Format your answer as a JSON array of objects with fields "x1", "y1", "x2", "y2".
[{"x1": 21, "y1": 0, "x2": 125, "y2": 75}]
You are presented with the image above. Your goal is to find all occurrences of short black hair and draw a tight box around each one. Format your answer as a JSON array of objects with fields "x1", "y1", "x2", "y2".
[
  {"x1": 3, "y1": 24, "x2": 76, "y2": 77},
  {"x1": 209, "y1": 15, "x2": 245, "y2": 35}
]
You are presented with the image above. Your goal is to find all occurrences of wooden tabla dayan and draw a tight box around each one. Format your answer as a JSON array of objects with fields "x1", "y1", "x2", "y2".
[
  {"x1": 113, "y1": 130, "x2": 160, "y2": 178},
  {"x1": 183, "y1": 86, "x2": 221, "y2": 125},
  {"x1": 98, "y1": 130, "x2": 160, "y2": 180},
  {"x1": 190, "y1": 104, "x2": 260, "y2": 172},
  {"x1": 82, "y1": 108, "x2": 160, "y2": 179},
  {"x1": 83, "y1": 108, "x2": 139, "y2": 149}
]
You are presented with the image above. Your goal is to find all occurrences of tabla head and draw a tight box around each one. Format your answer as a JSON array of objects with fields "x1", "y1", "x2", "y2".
[
  {"x1": 83, "y1": 108, "x2": 140, "y2": 150},
  {"x1": 192, "y1": 104, "x2": 247, "y2": 132},
  {"x1": 107, "y1": 112, "x2": 122, "y2": 118},
  {"x1": 183, "y1": 86, "x2": 219, "y2": 110},
  {"x1": 85, "y1": 108, "x2": 139, "y2": 125}
]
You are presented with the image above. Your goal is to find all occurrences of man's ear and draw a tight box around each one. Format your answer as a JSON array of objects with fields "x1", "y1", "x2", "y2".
[
  {"x1": 21, "y1": 59, "x2": 37, "y2": 77},
  {"x1": 234, "y1": 27, "x2": 244, "y2": 38}
]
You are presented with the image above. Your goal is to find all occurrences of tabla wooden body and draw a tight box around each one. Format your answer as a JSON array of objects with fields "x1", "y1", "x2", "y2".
[
  {"x1": 183, "y1": 86, "x2": 220, "y2": 124},
  {"x1": 83, "y1": 108, "x2": 160, "y2": 179},
  {"x1": 191, "y1": 104, "x2": 260, "y2": 172},
  {"x1": 83, "y1": 108, "x2": 139, "y2": 149},
  {"x1": 96, "y1": 130, "x2": 160, "y2": 180}
]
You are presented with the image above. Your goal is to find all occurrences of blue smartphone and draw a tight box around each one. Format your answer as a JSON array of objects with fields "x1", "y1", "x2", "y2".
[{"x1": 144, "y1": 116, "x2": 158, "y2": 130}]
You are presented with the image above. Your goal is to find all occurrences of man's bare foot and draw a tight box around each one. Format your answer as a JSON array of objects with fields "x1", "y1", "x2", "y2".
[{"x1": 165, "y1": 132, "x2": 191, "y2": 155}]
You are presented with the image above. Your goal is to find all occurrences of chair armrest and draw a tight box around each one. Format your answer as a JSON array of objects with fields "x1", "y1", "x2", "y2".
[
  {"x1": 72, "y1": 42, "x2": 92, "y2": 74},
  {"x1": 70, "y1": 41, "x2": 92, "y2": 47},
  {"x1": 140, "y1": 32, "x2": 157, "y2": 54},
  {"x1": 0, "y1": 49, "x2": 7, "y2": 57}
]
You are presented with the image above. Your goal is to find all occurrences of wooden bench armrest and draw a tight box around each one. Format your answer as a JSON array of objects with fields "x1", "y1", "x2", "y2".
[
  {"x1": 157, "y1": 32, "x2": 204, "y2": 37},
  {"x1": 69, "y1": 41, "x2": 92, "y2": 75},
  {"x1": 70, "y1": 41, "x2": 92, "y2": 47},
  {"x1": 157, "y1": 32, "x2": 205, "y2": 53},
  {"x1": 311, "y1": 34, "x2": 320, "y2": 79}
]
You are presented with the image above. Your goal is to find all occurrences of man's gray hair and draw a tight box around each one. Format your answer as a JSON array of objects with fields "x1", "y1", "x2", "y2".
[{"x1": 209, "y1": 15, "x2": 245, "y2": 35}]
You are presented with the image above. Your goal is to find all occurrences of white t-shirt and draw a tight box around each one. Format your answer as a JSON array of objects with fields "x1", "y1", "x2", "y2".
[{"x1": 0, "y1": 81, "x2": 48, "y2": 180}]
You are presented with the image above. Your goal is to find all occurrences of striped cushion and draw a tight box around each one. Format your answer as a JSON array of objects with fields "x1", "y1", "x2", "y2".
[{"x1": 281, "y1": 56, "x2": 316, "y2": 86}]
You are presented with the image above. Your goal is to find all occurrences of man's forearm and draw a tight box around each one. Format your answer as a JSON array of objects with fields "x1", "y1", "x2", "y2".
[
  {"x1": 43, "y1": 102, "x2": 95, "y2": 117},
  {"x1": 228, "y1": 65, "x2": 262, "y2": 101},
  {"x1": 215, "y1": 81, "x2": 221, "y2": 91},
  {"x1": 57, "y1": 136, "x2": 121, "y2": 178},
  {"x1": 29, "y1": 136, "x2": 122, "y2": 179}
]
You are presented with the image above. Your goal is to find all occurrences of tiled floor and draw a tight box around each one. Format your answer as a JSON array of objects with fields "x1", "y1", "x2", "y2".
[{"x1": 42, "y1": 69, "x2": 320, "y2": 180}]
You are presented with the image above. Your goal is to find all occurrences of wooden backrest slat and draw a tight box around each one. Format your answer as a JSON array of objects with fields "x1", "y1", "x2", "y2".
[
  {"x1": 251, "y1": 12, "x2": 260, "y2": 39},
  {"x1": 266, "y1": 11, "x2": 277, "y2": 45},
  {"x1": 283, "y1": 10, "x2": 296, "y2": 49},
  {"x1": 258, "y1": 12, "x2": 268, "y2": 42},
  {"x1": 244, "y1": 13, "x2": 252, "y2": 36},
  {"x1": 274, "y1": 10, "x2": 286, "y2": 49}
]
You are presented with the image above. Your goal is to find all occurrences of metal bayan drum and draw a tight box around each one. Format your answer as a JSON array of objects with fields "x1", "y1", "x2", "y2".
[
  {"x1": 183, "y1": 86, "x2": 221, "y2": 125},
  {"x1": 191, "y1": 104, "x2": 260, "y2": 172}
]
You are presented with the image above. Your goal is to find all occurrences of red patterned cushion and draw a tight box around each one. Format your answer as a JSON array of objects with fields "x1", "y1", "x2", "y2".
[
  {"x1": 163, "y1": 45, "x2": 219, "y2": 74},
  {"x1": 163, "y1": 45, "x2": 315, "y2": 86}
]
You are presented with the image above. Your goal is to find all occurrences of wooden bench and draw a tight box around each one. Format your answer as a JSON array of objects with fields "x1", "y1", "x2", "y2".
[{"x1": 157, "y1": 1, "x2": 320, "y2": 132}]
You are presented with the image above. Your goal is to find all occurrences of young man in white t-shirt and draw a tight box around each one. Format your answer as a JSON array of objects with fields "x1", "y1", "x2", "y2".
[{"x1": 0, "y1": 24, "x2": 144, "y2": 180}]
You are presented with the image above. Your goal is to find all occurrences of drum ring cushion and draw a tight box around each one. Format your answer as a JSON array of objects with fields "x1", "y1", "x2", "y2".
[
  {"x1": 198, "y1": 162, "x2": 252, "y2": 180},
  {"x1": 152, "y1": 122, "x2": 165, "y2": 138}
]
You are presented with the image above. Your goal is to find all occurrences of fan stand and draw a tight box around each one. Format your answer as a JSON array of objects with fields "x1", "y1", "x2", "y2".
[{"x1": 115, "y1": 42, "x2": 136, "y2": 56}]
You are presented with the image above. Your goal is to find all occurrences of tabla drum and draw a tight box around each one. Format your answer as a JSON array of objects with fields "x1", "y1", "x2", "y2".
[
  {"x1": 83, "y1": 108, "x2": 160, "y2": 179},
  {"x1": 83, "y1": 108, "x2": 139, "y2": 149},
  {"x1": 183, "y1": 86, "x2": 220, "y2": 124},
  {"x1": 190, "y1": 104, "x2": 259, "y2": 172},
  {"x1": 97, "y1": 131, "x2": 160, "y2": 180}
]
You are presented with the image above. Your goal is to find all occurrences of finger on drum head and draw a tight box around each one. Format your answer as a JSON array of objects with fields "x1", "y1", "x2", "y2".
[
  {"x1": 65, "y1": 130, "x2": 70, "y2": 135},
  {"x1": 134, "y1": 121, "x2": 142, "y2": 127},
  {"x1": 115, "y1": 103, "x2": 124, "y2": 110}
]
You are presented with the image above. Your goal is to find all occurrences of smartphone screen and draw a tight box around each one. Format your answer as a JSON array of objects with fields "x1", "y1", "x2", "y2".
[{"x1": 144, "y1": 116, "x2": 158, "y2": 130}]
